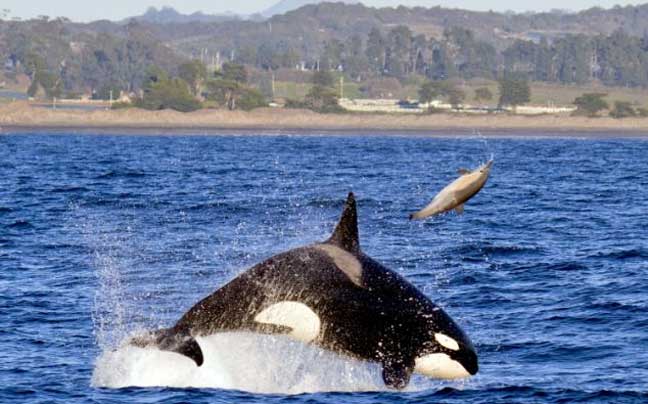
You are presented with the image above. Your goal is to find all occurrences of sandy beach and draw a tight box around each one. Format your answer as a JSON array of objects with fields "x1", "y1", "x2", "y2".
[{"x1": 2, "y1": 101, "x2": 648, "y2": 136}]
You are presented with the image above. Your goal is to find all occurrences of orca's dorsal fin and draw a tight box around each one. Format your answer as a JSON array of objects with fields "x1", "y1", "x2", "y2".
[{"x1": 327, "y1": 192, "x2": 360, "y2": 253}]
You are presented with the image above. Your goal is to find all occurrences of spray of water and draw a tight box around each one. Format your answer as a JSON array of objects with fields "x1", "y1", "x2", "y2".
[
  {"x1": 471, "y1": 129, "x2": 495, "y2": 165},
  {"x1": 91, "y1": 332, "x2": 394, "y2": 394}
]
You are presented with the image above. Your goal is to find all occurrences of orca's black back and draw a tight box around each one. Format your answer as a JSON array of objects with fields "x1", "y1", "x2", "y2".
[{"x1": 174, "y1": 245, "x2": 465, "y2": 365}]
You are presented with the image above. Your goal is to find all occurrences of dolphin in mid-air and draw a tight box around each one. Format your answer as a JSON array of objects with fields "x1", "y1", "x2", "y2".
[
  {"x1": 410, "y1": 159, "x2": 493, "y2": 220},
  {"x1": 132, "y1": 193, "x2": 478, "y2": 389}
]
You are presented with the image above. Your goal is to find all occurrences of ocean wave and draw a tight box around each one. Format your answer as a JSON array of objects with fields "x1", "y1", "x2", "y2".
[
  {"x1": 502, "y1": 261, "x2": 588, "y2": 273},
  {"x1": 95, "y1": 170, "x2": 147, "y2": 179},
  {"x1": 447, "y1": 243, "x2": 544, "y2": 258},
  {"x1": 51, "y1": 186, "x2": 90, "y2": 193},
  {"x1": 592, "y1": 248, "x2": 648, "y2": 260},
  {"x1": 6, "y1": 220, "x2": 34, "y2": 229},
  {"x1": 427, "y1": 386, "x2": 647, "y2": 402},
  {"x1": 183, "y1": 201, "x2": 252, "y2": 214}
]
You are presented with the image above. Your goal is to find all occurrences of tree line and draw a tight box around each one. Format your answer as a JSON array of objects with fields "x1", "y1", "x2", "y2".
[
  {"x1": 7, "y1": 16, "x2": 648, "y2": 99},
  {"x1": 233, "y1": 25, "x2": 648, "y2": 89}
]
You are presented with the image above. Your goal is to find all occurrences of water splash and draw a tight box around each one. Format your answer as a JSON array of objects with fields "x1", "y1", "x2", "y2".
[{"x1": 92, "y1": 332, "x2": 388, "y2": 394}]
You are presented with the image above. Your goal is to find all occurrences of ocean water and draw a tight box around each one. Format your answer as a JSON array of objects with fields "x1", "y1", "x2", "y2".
[{"x1": 1, "y1": 132, "x2": 647, "y2": 403}]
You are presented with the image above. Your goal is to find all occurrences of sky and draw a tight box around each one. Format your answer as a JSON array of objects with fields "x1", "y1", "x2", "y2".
[{"x1": 1, "y1": 0, "x2": 646, "y2": 22}]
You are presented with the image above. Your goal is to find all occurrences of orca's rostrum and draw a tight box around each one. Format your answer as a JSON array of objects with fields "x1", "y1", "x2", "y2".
[{"x1": 132, "y1": 193, "x2": 478, "y2": 389}]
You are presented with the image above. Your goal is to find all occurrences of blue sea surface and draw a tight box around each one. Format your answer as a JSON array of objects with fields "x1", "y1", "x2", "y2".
[{"x1": 1, "y1": 133, "x2": 647, "y2": 403}]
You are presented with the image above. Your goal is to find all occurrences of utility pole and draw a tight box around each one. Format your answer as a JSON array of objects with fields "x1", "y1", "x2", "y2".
[
  {"x1": 340, "y1": 76, "x2": 344, "y2": 99},
  {"x1": 271, "y1": 73, "x2": 276, "y2": 98},
  {"x1": 109, "y1": 90, "x2": 113, "y2": 108}
]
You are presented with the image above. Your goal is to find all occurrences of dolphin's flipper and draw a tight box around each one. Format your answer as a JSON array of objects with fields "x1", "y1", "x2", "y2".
[
  {"x1": 382, "y1": 359, "x2": 414, "y2": 390},
  {"x1": 455, "y1": 204, "x2": 465, "y2": 214}
]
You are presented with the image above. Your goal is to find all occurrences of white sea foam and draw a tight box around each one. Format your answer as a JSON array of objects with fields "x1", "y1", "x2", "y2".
[{"x1": 92, "y1": 332, "x2": 388, "y2": 394}]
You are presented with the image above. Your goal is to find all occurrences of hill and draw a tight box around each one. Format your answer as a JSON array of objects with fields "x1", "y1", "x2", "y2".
[
  {"x1": 127, "y1": 6, "x2": 241, "y2": 24},
  {"x1": 261, "y1": 0, "x2": 360, "y2": 18}
]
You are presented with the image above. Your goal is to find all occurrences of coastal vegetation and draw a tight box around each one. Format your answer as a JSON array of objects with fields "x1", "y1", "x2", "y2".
[
  {"x1": 498, "y1": 77, "x2": 531, "y2": 109},
  {"x1": 135, "y1": 67, "x2": 202, "y2": 112},
  {"x1": 3, "y1": 3, "x2": 648, "y2": 116},
  {"x1": 205, "y1": 62, "x2": 267, "y2": 111},
  {"x1": 573, "y1": 93, "x2": 609, "y2": 117}
]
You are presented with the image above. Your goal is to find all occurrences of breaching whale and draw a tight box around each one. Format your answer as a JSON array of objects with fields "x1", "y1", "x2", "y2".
[
  {"x1": 132, "y1": 193, "x2": 478, "y2": 389},
  {"x1": 410, "y1": 159, "x2": 493, "y2": 220}
]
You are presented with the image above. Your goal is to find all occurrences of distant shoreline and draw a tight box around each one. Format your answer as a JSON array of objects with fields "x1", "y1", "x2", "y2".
[{"x1": 2, "y1": 102, "x2": 648, "y2": 138}]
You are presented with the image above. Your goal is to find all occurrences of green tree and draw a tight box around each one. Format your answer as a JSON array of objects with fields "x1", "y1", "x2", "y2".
[
  {"x1": 573, "y1": 93, "x2": 609, "y2": 117},
  {"x1": 385, "y1": 25, "x2": 413, "y2": 78},
  {"x1": 143, "y1": 65, "x2": 169, "y2": 87},
  {"x1": 610, "y1": 101, "x2": 636, "y2": 118},
  {"x1": 345, "y1": 35, "x2": 370, "y2": 80},
  {"x1": 304, "y1": 70, "x2": 342, "y2": 113},
  {"x1": 305, "y1": 85, "x2": 343, "y2": 113},
  {"x1": 207, "y1": 63, "x2": 266, "y2": 110},
  {"x1": 178, "y1": 60, "x2": 207, "y2": 96},
  {"x1": 365, "y1": 28, "x2": 386, "y2": 74},
  {"x1": 206, "y1": 79, "x2": 241, "y2": 110},
  {"x1": 321, "y1": 39, "x2": 344, "y2": 71},
  {"x1": 444, "y1": 27, "x2": 497, "y2": 79},
  {"x1": 418, "y1": 80, "x2": 463, "y2": 107},
  {"x1": 498, "y1": 77, "x2": 531, "y2": 108},
  {"x1": 93, "y1": 82, "x2": 122, "y2": 101},
  {"x1": 217, "y1": 62, "x2": 247, "y2": 84},
  {"x1": 137, "y1": 70, "x2": 201, "y2": 112},
  {"x1": 312, "y1": 70, "x2": 335, "y2": 88},
  {"x1": 447, "y1": 87, "x2": 466, "y2": 109},
  {"x1": 474, "y1": 87, "x2": 493, "y2": 103},
  {"x1": 419, "y1": 81, "x2": 441, "y2": 104},
  {"x1": 28, "y1": 69, "x2": 63, "y2": 99},
  {"x1": 236, "y1": 88, "x2": 268, "y2": 111}
]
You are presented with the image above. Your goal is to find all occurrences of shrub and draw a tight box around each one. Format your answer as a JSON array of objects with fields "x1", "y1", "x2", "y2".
[
  {"x1": 610, "y1": 101, "x2": 636, "y2": 119},
  {"x1": 572, "y1": 93, "x2": 609, "y2": 117}
]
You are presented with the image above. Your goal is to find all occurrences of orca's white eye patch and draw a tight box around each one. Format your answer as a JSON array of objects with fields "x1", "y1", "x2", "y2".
[{"x1": 435, "y1": 333, "x2": 460, "y2": 351}]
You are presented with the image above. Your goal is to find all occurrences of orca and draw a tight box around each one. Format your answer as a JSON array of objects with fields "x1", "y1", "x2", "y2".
[{"x1": 132, "y1": 193, "x2": 478, "y2": 389}]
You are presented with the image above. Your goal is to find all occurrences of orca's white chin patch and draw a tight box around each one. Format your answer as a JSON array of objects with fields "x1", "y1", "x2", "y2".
[{"x1": 414, "y1": 353, "x2": 471, "y2": 380}]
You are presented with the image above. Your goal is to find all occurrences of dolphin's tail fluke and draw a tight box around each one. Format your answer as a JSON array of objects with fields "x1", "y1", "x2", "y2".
[{"x1": 131, "y1": 328, "x2": 204, "y2": 367}]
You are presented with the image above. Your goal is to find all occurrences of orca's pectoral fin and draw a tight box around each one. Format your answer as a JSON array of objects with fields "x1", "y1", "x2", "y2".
[
  {"x1": 172, "y1": 336, "x2": 204, "y2": 367},
  {"x1": 156, "y1": 331, "x2": 204, "y2": 367},
  {"x1": 382, "y1": 360, "x2": 414, "y2": 390}
]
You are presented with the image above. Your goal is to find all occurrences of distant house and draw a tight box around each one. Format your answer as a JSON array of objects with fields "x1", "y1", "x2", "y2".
[{"x1": 3, "y1": 58, "x2": 15, "y2": 71}]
